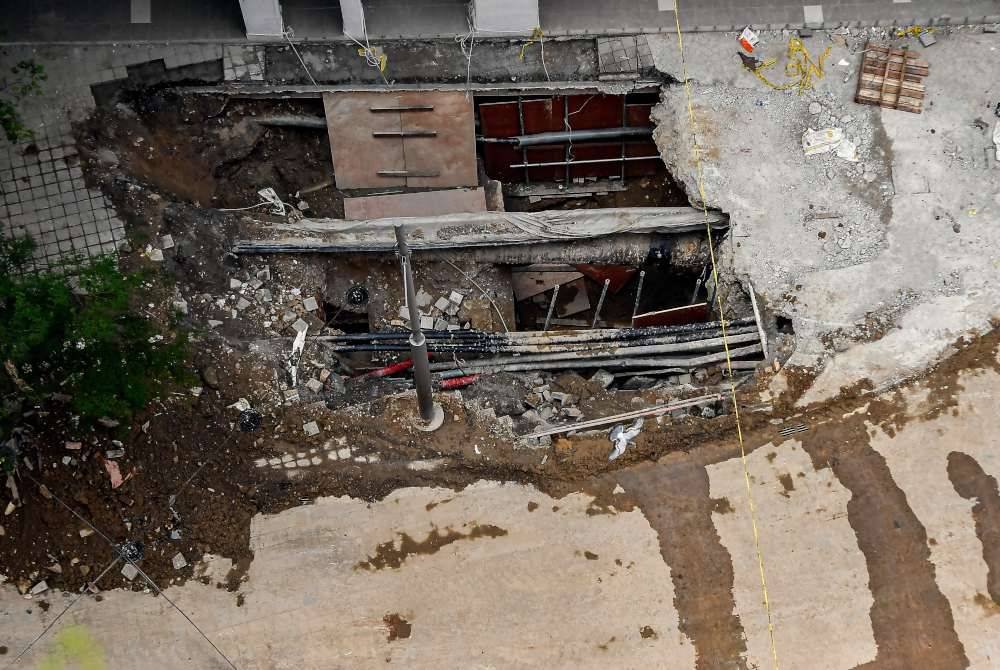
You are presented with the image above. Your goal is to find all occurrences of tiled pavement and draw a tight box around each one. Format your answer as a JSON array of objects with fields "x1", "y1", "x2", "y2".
[
  {"x1": 597, "y1": 35, "x2": 654, "y2": 73},
  {"x1": 0, "y1": 42, "x2": 260, "y2": 268}
]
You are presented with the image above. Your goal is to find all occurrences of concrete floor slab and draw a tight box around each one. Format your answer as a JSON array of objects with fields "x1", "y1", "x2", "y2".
[
  {"x1": 707, "y1": 440, "x2": 876, "y2": 669},
  {"x1": 870, "y1": 369, "x2": 1000, "y2": 669},
  {"x1": 3, "y1": 482, "x2": 694, "y2": 668}
]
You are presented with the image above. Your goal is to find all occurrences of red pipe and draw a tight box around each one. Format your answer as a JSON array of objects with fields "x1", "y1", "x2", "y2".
[
  {"x1": 438, "y1": 374, "x2": 480, "y2": 390},
  {"x1": 358, "y1": 359, "x2": 414, "y2": 379}
]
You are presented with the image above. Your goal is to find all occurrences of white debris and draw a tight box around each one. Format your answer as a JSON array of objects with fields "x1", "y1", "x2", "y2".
[
  {"x1": 190, "y1": 387, "x2": 203, "y2": 397},
  {"x1": 302, "y1": 296, "x2": 319, "y2": 312},
  {"x1": 160, "y1": 234, "x2": 175, "y2": 249},
  {"x1": 994, "y1": 121, "x2": 1000, "y2": 160},
  {"x1": 291, "y1": 318, "x2": 309, "y2": 334},
  {"x1": 608, "y1": 418, "x2": 643, "y2": 462},
  {"x1": 434, "y1": 297, "x2": 451, "y2": 312},
  {"x1": 148, "y1": 248, "x2": 164, "y2": 262},
  {"x1": 29, "y1": 580, "x2": 49, "y2": 595},
  {"x1": 288, "y1": 325, "x2": 308, "y2": 387},
  {"x1": 613, "y1": 484, "x2": 625, "y2": 494},
  {"x1": 303, "y1": 421, "x2": 320, "y2": 436},
  {"x1": 420, "y1": 315, "x2": 435, "y2": 330},
  {"x1": 172, "y1": 553, "x2": 188, "y2": 570},
  {"x1": 449, "y1": 291, "x2": 464, "y2": 305},
  {"x1": 208, "y1": 319, "x2": 223, "y2": 329},
  {"x1": 79, "y1": 528, "x2": 94, "y2": 538},
  {"x1": 121, "y1": 564, "x2": 139, "y2": 581},
  {"x1": 836, "y1": 138, "x2": 859, "y2": 162},
  {"x1": 172, "y1": 299, "x2": 188, "y2": 315},
  {"x1": 230, "y1": 278, "x2": 243, "y2": 289},
  {"x1": 305, "y1": 378, "x2": 324, "y2": 393},
  {"x1": 228, "y1": 398, "x2": 251, "y2": 412},
  {"x1": 802, "y1": 127, "x2": 844, "y2": 156}
]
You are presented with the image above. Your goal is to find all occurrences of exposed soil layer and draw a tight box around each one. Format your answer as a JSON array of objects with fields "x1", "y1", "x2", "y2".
[
  {"x1": 948, "y1": 452, "x2": 1000, "y2": 604},
  {"x1": 801, "y1": 431, "x2": 969, "y2": 669},
  {"x1": 618, "y1": 460, "x2": 749, "y2": 670},
  {"x1": 78, "y1": 91, "x2": 342, "y2": 217}
]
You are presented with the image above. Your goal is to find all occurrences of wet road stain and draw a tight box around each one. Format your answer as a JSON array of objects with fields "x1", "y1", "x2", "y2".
[
  {"x1": 947, "y1": 451, "x2": 1000, "y2": 604},
  {"x1": 777, "y1": 473, "x2": 795, "y2": 497},
  {"x1": 801, "y1": 430, "x2": 969, "y2": 669},
  {"x1": 527, "y1": 501, "x2": 539, "y2": 512},
  {"x1": 356, "y1": 524, "x2": 508, "y2": 571},
  {"x1": 583, "y1": 550, "x2": 599, "y2": 560},
  {"x1": 619, "y1": 462, "x2": 749, "y2": 670},
  {"x1": 973, "y1": 593, "x2": 1000, "y2": 616},
  {"x1": 383, "y1": 613, "x2": 412, "y2": 642},
  {"x1": 640, "y1": 625, "x2": 658, "y2": 639}
]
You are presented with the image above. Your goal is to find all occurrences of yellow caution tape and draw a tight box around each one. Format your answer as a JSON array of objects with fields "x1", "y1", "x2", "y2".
[
  {"x1": 673, "y1": 2, "x2": 781, "y2": 669},
  {"x1": 518, "y1": 27, "x2": 545, "y2": 61},
  {"x1": 357, "y1": 47, "x2": 388, "y2": 73},
  {"x1": 749, "y1": 37, "x2": 831, "y2": 95}
]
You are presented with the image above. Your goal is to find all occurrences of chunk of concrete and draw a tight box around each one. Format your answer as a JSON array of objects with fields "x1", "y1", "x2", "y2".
[
  {"x1": 305, "y1": 378, "x2": 324, "y2": 393},
  {"x1": 303, "y1": 296, "x2": 319, "y2": 312},
  {"x1": 172, "y1": 553, "x2": 188, "y2": 570},
  {"x1": 303, "y1": 421, "x2": 320, "y2": 436},
  {"x1": 590, "y1": 369, "x2": 614, "y2": 389},
  {"x1": 121, "y1": 564, "x2": 139, "y2": 581},
  {"x1": 434, "y1": 297, "x2": 451, "y2": 312},
  {"x1": 292, "y1": 318, "x2": 309, "y2": 333}
]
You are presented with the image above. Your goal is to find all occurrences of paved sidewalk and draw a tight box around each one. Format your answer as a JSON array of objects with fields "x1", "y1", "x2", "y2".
[
  {"x1": 0, "y1": 42, "x2": 251, "y2": 267},
  {"x1": 2, "y1": 0, "x2": 998, "y2": 43}
]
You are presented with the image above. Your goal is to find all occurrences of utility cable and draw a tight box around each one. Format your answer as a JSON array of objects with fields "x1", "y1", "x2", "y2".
[
  {"x1": 16, "y1": 470, "x2": 239, "y2": 670},
  {"x1": 669, "y1": 2, "x2": 780, "y2": 668},
  {"x1": 8, "y1": 556, "x2": 121, "y2": 667}
]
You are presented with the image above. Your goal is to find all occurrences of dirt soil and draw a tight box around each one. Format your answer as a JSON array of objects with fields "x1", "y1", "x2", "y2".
[
  {"x1": 79, "y1": 90, "x2": 343, "y2": 218},
  {"x1": 3, "y1": 85, "x2": 997, "y2": 613}
]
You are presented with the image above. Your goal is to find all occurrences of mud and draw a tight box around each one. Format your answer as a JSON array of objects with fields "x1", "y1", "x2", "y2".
[
  {"x1": 355, "y1": 524, "x2": 509, "y2": 571},
  {"x1": 383, "y1": 613, "x2": 412, "y2": 642},
  {"x1": 947, "y1": 452, "x2": 1000, "y2": 604},
  {"x1": 619, "y1": 461, "x2": 749, "y2": 670},
  {"x1": 800, "y1": 423, "x2": 968, "y2": 669}
]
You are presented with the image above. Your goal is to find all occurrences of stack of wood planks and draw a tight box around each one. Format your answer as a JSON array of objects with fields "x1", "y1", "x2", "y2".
[{"x1": 855, "y1": 42, "x2": 929, "y2": 114}]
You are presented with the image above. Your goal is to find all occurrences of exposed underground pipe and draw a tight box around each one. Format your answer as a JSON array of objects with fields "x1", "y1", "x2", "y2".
[
  {"x1": 478, "y1": 126, "x2": 653, "y2": 147},
  {"x1": 427, "y1": 332, "x2": 761, "y2": 371},
  {"x1": 432, "y1": 344, "x2": 763, "y2": 378},
  {"x1": 255, "y1": 115, "x2": 328, "y2": 129}
]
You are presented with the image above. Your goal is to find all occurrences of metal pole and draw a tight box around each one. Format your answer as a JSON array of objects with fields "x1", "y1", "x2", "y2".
[
  {"x1": 631, "y1": 270, "x2": 646, "y2": 325},
  {"x1": 543, "y1": 284, "x2": 560, "y2": 331},
  {"x1": 394, "y1": 225, "x2": 442, "y2": 429},
  {"x1": 591, "y1": 278, "x2": 610, "y2": 329}
]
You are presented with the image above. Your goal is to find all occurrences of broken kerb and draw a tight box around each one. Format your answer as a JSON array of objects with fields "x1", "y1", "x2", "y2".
[{"x1": 394, "y1": 225, "x2": 444, "y2": 432}]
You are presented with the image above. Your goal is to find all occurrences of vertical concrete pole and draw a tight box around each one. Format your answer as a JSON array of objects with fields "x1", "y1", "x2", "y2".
[
  {"x1": 238, "y1": 0, "x2": 285, "y2": 38},
  {"x1": 394, "y1": 225, "x2": 444, "y2": 431}
]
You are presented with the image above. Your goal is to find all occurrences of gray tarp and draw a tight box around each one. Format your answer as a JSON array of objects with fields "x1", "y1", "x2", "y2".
[{"x1": 233, "y1": 207, "x2": 728, "y2": 254}]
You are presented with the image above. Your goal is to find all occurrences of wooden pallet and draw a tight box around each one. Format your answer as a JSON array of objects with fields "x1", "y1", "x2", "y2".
[{"x1": 855, "y1": 42, "x2": 929, "y2": 114}]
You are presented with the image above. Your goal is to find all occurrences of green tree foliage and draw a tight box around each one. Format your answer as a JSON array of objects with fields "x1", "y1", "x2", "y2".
[
  {"x1": 0, "y1": 237, "x2": 188, "y2": 444},
  {"x1": 0, "y1": 60, "x2": 47, "y2": 142}
]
